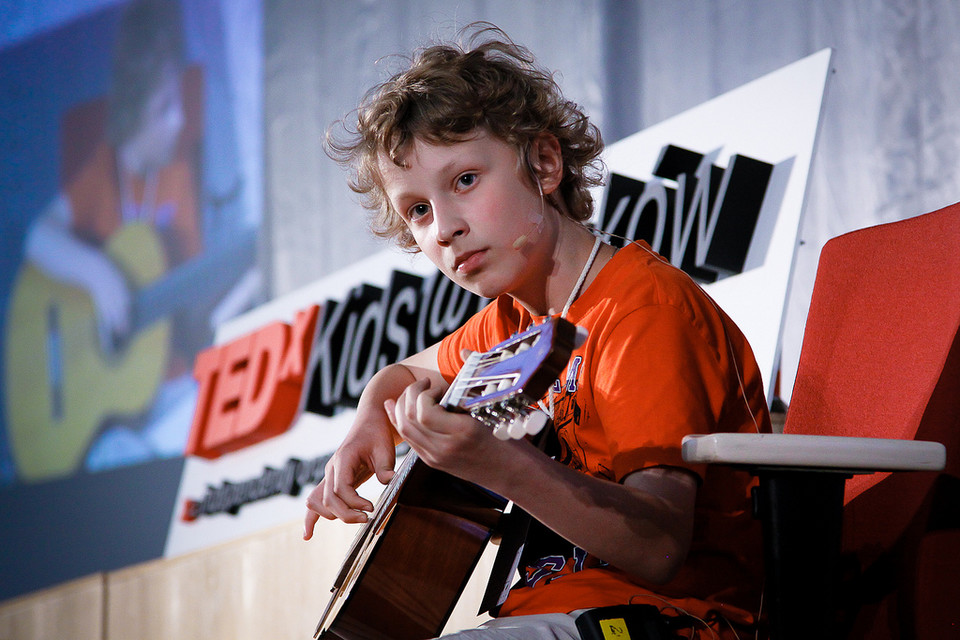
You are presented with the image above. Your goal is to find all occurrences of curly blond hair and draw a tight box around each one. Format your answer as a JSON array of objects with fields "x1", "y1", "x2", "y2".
[{"x1": 326, "y1": 23, "x2": 605, "y2": 251}]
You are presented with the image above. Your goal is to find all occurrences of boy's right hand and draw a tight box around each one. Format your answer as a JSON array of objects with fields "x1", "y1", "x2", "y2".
[
  {"x1": 301, "y1": 351, "x2": 442, "y2": 540},
  {"x1": 302, "y1": 423, "x2": 397, "y2": 539}
]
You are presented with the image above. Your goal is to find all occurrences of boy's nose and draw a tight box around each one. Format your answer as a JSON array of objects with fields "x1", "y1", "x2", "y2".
[{"x1": 434, "y1": 203, "x2": 468, "y2": 245}]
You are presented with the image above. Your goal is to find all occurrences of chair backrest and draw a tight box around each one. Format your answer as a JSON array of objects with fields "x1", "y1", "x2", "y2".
[
  {"x1": 784, "y1": 201, "x2": 960, "y2": 502},
  {"x1": 784, "y1": 202, "x2": 960, "y2": 638}
]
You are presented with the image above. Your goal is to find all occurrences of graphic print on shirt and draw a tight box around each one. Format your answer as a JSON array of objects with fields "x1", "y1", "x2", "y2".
[
  {"x1": 550, "y1": 354, "x2": 615, "y2": 481},
  {"x1": 519, "y1": 349, "x2": 623, "y2": 590},
  {"x1": 524, "y1": 548, "x2": 589, "y2": 587}
]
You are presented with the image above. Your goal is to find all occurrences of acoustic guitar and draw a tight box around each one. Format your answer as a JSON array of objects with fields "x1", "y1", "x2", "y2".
[
  {"x1": 314, "y1": 316, "x2": 582, "y2": 640},
  {"x1": 4, "y1": 222, "x2": 255, "y2": 481}
]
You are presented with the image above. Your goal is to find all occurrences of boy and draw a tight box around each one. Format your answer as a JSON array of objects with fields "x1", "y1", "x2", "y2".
[{"x1": 304, "y1": 24, "x2": 770, "y2": 640}]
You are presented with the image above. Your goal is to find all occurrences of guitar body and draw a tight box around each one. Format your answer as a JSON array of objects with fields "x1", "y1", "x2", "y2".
[
  {"x1": 4, "y1": 223, "x2": 170, "y2": 481},
  {"x1": 315, "y1": 317, "x2": 581, "y2": 640},
  {"x1": 320, "y1": 460, "x2": 507, "y2": 640}
]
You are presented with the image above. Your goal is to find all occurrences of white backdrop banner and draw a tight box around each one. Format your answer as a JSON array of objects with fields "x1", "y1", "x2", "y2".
[{"x1": 595, "y1": 48, "x2": 833, "y2": 402}]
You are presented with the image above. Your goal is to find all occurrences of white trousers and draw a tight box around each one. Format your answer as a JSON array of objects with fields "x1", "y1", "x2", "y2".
[{"x1": 435, "y1": 612, "x2": 583, "y2": 640}]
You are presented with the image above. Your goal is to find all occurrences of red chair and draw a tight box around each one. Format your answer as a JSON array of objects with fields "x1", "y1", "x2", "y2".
[{"x1": 683, "y1": 202, "x2": 959, "y2": 639}]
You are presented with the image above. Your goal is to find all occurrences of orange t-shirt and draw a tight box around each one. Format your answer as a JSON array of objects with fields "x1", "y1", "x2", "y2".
[{"x1": 438, "y1": 241, "x2": 771, "y2": 635}]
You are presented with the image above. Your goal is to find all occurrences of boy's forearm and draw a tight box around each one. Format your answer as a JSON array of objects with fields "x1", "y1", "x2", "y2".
[
  {"x1": 348, "y1": 347, "x2": 446, "y2": 441},
  {"x1": 350, "y1": 362, "x2": 419, "y2": 445},
  {"x1": 480, "y1": 440, "x2": 695, "y2": 586}
]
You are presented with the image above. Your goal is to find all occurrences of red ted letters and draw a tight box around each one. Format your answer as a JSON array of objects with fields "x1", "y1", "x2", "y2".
[{"x1": 185, "y1": 305, "x2": 320, "y2": 459}]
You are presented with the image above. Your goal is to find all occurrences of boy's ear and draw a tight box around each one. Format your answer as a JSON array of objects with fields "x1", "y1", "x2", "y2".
[{"x1": 528, "y1": 133, "x2": 564, "y2": 195}]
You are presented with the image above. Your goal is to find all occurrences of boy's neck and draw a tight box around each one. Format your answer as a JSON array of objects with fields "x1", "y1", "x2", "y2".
[{"x1": 518, "y1": 219, "x2": 611, "y2": 318}]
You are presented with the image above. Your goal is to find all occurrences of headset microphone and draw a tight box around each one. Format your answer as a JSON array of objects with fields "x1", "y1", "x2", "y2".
[{"x1": 514, "y1": 178, "x2": 546, "y2": 250}]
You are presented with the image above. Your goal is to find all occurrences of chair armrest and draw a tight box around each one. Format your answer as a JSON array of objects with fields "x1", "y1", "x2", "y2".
[
  {"x1": 682, "y1": 433, "x2": 945, "y2": 640},
  {"x1": 681, "y1": 433, "x2": 946, "y2": 473}
]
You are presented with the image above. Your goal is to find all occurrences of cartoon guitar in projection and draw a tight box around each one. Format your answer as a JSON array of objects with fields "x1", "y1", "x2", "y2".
[
  {"x1": 4, "y1": 222, "x2": 255, "y2": 481},
  {"x1": 314, "y1": 316, "x2": 586, "y2": 640}
]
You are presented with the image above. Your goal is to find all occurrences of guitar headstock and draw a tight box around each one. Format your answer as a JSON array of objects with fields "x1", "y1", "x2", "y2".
[{"x1": 440, "y1": 317, "x2": 584, "y2": 440}]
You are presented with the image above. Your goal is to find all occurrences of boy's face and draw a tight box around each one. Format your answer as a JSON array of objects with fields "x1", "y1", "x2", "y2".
[{"x1": 378, "y1": 130, "x2": 551, "y2": 301}]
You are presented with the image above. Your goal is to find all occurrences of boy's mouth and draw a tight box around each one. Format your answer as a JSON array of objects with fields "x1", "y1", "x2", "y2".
[{"x1": 455, "y1": 249, "x2": 486, "y2": 275}]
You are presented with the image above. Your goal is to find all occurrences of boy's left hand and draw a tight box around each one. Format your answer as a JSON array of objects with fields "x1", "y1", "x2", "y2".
[{"x1": 384, "y1": 378, "x2": 515, "y2": 486}]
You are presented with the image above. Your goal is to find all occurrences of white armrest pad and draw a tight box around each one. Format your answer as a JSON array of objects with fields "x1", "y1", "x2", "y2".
[{"x1": 681, "y1": 433, "x2": 946, "y2": 473}]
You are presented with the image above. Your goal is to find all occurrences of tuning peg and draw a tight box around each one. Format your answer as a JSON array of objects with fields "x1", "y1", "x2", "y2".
[
  {"x1": 507, "y1": 418, "x2": 528, "y2": 439},
  {"x1": 523, "y1": 411, "x2": 548, "y2": 436},
  {"x1": 493, "y1": 424, "x2": 512, "y2": 440}
]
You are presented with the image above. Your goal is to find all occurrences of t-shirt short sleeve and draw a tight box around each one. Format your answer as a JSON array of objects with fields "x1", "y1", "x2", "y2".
[{"x1": 591, "y1": 304, "x2": 726, "y2": 482}]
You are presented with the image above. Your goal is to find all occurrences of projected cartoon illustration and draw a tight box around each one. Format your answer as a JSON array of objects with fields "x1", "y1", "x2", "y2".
[{"x1": 0, "y1": 0, "x2": 262, "y2": 486}]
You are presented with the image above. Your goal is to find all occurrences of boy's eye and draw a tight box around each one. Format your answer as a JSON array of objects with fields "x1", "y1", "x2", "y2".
[
  {"x1": 407, "y1": 203, "x2": 430, "y2": 220},
  {"x1": 457, "y1": 173, "x2": 477, "y2": 189}
]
